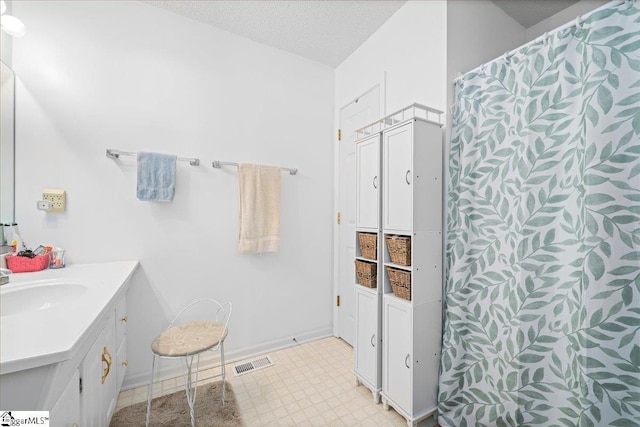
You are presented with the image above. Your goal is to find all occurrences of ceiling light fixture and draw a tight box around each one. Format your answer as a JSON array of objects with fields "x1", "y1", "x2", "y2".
[{"x1": 0, "y1": 1, "x2": 26, "y2": 37}]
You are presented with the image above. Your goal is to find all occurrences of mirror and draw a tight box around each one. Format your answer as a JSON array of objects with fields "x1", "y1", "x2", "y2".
[{"x1": 0, "y1": 60, "x2": 15, "y2": 226}]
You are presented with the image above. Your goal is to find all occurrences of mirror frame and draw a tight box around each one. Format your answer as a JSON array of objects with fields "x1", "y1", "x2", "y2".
[{"x1": 0, "y1": 60, "x2": 15, "y2": 226}]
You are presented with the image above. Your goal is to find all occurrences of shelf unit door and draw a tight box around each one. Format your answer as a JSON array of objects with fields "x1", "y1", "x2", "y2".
[
  {"x1": 354, "y1": 287, "x2": 380, "y2": 387},
  {"x1": 383, "y1": 123, "x2": 413, "y2": 232},
  {"x1": 412, "y1": 300, "x2": 442, "y2": 415},
  {"x1": 382, "y1": 297, "x2": 412, "y2": 414},
  {"x1": 356, "y1": 135, "x2": 380, "y2": 230}
]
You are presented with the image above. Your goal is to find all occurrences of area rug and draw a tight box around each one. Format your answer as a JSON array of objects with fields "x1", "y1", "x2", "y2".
[{"x1": 110, "y1": 381, "x2": 244, "y2": 427}]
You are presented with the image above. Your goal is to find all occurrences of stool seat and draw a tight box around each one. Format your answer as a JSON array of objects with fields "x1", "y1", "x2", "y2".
[{"x1": 151, "y1": 321, "x2": 228, "y2": 357}]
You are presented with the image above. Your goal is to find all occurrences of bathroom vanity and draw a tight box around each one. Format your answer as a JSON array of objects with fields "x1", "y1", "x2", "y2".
[{"x1": 0, "y1": 261, "x2": 138, "y2": 426}]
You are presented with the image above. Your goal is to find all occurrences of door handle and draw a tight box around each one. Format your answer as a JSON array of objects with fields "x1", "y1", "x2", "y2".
[
  {"x1": 373, "y1": 176, "x2": 377, "y2": 189},
  {"x1": 371, "y1": 334, "x2": 376, "y2": 347},
  {"x1": 405, "y1": 354, "x2": 411, "y2": 369},
  {"x1": 405, "y1": 170, "x2": 411, "y2": 185},
  {"x1": 102, "y1": 346, "x2": 113, "y2": 384}
]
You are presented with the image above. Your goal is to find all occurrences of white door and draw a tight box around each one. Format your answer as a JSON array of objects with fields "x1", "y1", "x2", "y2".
[
  {"x1": 384, "y1": 123, "x2": 413, "y2": 232},
  {"x1": 383, "y1": 297, "x2": 412, "y2": 413},
  {"x1": 336, "y1": 87, "x2": 380, "y2": 345},
  {"x1": 356, "y1": 135, "x2": 380, "y2": 230},
  {"x1": 354, "y1": 288, "x2": 378, "y2": 385}
]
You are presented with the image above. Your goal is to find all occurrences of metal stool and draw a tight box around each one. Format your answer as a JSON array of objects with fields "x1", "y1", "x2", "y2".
[{"x1": 145, "y1": 299, "x2": 232, "y2": 427}]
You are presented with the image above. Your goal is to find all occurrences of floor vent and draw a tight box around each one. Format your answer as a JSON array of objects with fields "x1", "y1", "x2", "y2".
[{"x1": 233, "y1": 355, "x2": 274, "y2": 376}]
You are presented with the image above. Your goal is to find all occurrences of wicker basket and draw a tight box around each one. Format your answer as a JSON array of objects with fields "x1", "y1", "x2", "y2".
[
  {"x1": 355, "y1": 260, "x2": 377, "y2": 288},
  {"x1": 386, "y1": 235, "x2": 411, "y2": 266},
  {"x1": 358, "y1": 233, "x2": 378, "y2": 260},
  {"x1": 6, "y1": 254, "x2": 50, "y2": 273},
  {"x1": 387, "y1": 267, "x2": 411, "y2": 301}
]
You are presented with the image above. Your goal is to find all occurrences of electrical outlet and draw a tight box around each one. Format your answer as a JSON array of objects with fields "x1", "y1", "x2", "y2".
[{"x1": 42, "y1": 189, "x2": 66, "y2": 212}]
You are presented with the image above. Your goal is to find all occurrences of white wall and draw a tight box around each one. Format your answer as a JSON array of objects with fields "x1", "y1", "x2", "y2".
[
  {"x1": 446, "y1": 1, "x2": 526, "y2": 120},
  {"x1": 13, "y1": 0, "x2": 334, "y2": 389},
  {"x1": 526, "y1": 0, "x2": 608, "y2": 41},
  {"x1": 335, "y1": 1, "x2": 448, "y2": 115}
]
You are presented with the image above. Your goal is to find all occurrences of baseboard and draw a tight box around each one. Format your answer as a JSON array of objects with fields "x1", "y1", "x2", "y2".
[{"x1": 122, "y1": 327, "x2": 334, "y2": 390}]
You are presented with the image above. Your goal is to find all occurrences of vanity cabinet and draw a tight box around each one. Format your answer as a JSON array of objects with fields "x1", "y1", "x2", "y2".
[{"x1": 0, "y1": 262, "x2": 137, "y2": 427}]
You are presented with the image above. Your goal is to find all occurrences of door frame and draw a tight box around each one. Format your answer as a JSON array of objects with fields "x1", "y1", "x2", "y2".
[{"x1": 332, "y1": 74, "x2": 386, "y2": 339}]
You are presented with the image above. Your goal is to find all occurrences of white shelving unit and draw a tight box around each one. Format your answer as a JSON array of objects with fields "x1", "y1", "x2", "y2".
[
  {"x1": 353, "y1": 104, "x2": 443, "y2": 427},
  {"x1": 354, "y1": 130, "x2": 383, "y2": 402}
]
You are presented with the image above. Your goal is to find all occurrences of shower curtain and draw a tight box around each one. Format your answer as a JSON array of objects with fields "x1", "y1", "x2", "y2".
[{"x1": 440, "y1": 2, "x2": 640, "y2": 426}]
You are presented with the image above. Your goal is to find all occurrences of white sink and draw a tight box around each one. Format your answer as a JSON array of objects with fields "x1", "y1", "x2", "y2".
[{"x1": 1, "y1": 280, "x2": 89, "y2": 317}]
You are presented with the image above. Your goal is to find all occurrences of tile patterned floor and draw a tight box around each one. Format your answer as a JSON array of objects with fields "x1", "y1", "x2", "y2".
[{"x1": 116, "y1": 337, "x2": 438, "y2": 426}]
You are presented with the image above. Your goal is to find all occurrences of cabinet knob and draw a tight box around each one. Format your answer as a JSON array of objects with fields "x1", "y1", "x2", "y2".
[
  {"x1": 121, "y1": 315, "x2": 128, "y2": 323},
  {"x1": 405, "y1": 354, "x2": 411, "y2": 369},
  {"x1": 373, "y1": 176, "x2": 378, "y2": 189},
  {"x1": 370, "y1": 334, "x2": 376, "y2": 347},
  {"x1": 122, "y1": 359, "x2": 129, "y2": 366},
  {"x1": 72, "y1": 424, "x2": 78, "y2": 427},
  {"x1": 405, "y1": 170, "x2": 411, "y2": 185}
]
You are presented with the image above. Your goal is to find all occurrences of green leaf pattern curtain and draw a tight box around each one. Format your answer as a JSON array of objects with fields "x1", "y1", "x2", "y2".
[{"x1": 440, "y1": 2, "x2": 640, "y2": 426}]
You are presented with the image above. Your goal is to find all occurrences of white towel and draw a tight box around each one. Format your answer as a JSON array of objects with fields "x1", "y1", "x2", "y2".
[
  {"x1": 137, "y1": 152, "x2": 177, "y2": 201},
  {"x1": 238, "y1": 163, "x2": 281, "y2": 254}
]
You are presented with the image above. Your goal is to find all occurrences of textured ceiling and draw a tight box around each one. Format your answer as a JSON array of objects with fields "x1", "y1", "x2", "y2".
[
  {"x1": 142, "y1": 1, "x2": 406, "y2": 67},
  {"x1": 492, "y1": 0, "x2": 581, "y2": 28}
]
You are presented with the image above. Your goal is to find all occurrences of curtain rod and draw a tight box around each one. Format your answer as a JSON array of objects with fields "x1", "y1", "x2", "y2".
[
  {"x1": 454, "y1": 0, "x2": 627, "y2": 83},
  {"x1": 106, "y1": 149, "x2": 200, "y2": 166},
  {"x1": 212, "y1": 161, "x2": 298, "y2": 175}
]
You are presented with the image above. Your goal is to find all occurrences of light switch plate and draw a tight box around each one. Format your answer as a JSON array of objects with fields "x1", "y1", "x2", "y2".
[{"x1": 42, "y1": 189, "x2": 66, "y2": 212}]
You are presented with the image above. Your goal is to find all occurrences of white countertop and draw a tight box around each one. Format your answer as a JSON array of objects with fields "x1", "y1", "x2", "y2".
[{"x1": 0, "y1": 261, "x2": 139, "y2": 374}]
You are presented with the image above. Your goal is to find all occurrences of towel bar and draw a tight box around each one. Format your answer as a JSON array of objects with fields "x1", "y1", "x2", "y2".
[
  {"x1": 212, "y1": 161, "x2": 297, "y2": 175},
  {"x1": 106, "y1": 149, "x2": 200, "y2": 166}
]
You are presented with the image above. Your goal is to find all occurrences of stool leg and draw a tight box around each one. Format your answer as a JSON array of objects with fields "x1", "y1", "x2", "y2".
[
  {"x1": 221, "y1": 341, "x2": 226, "y2": 404},
  {"x1": 184, "y1": 356, "x2": 196, "y2": 427},
  {"x1": 145, "y1": 355, "x2": 156, "y2": 427},
  {"x1": 193, "y1": 354, "x2": 201, "y2": 404}
]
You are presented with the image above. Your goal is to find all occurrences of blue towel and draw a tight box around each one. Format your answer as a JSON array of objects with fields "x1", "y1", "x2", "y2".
[{"x1": 137, "y1": 152, "x2": 177, "y2": 201}]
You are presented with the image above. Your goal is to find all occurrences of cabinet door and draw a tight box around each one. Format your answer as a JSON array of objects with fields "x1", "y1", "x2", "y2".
[
  {"x1": 356, "y1": 136, "x2": 380, "y2": 229},
  {"x1": 81, "y1": 312, "x2": 117, "y2": 427},
  {"x1": 102, "y1": 312, "x2": 118, "y2": 424},
  {"x1": 50, "y1": 370, "x2": 80, "y2": 427},
  {"x1": 82, "y1": 328, "x2": 105, "y2": 427},
  {"x1": 383, "y1": 298, "x2": 412, "y2": 413},
  {"x1": 383, "y1": 124, "x2": 413, "y2": 231},
  {"x1": 354, "y1": 288, "x2": 378, "y2": 385}
]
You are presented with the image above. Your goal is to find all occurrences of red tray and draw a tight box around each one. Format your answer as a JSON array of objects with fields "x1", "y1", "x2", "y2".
[{"x1": 6, "y1": 254, "x2": 50, "y2": 273}]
